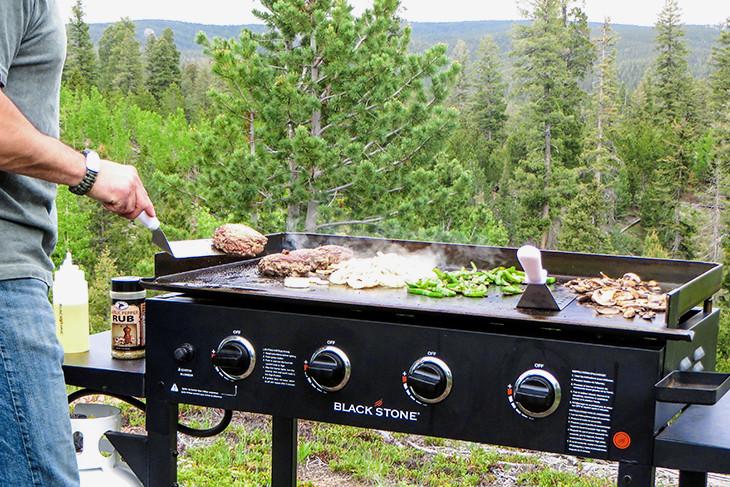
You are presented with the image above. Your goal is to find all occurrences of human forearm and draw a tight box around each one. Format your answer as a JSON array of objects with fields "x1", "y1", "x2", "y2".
[
  {"x1": 0, "y1": 89, "x2": 85, "y2": 185},
  {"x1": 0, "y1": 88, "x2": 155, "y2": 219}
]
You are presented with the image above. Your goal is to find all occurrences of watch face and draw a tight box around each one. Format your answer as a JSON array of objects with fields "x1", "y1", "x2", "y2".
[{"x1": 84, "y1": 150, "x2": 102, "y2": 172}]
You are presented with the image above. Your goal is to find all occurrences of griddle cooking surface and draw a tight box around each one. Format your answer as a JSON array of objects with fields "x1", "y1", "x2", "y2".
[
  {"x1": 142, "y1": 233, "x2": 722, "y2": 341},
  {"x1": 146, "y1": 260, "x2": 691, "y2": 342}
]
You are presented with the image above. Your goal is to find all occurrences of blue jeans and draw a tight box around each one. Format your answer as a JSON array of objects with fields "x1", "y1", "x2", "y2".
[{"x1": 0, "y1": 278, "x2": 79, "y2": 486}]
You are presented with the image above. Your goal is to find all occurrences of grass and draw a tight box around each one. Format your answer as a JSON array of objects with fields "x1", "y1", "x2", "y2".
[
  {"x1": 518, "y1": 470, "x2": 611, "y2": 487},
  {"x1": 168, "y1": 409, "x2": 613, "y2": 486}
]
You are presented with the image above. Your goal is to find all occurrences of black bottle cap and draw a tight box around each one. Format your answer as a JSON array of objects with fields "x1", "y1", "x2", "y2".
[{"x1": 111, "y1": 276, "x2": 143, "y2": 293}]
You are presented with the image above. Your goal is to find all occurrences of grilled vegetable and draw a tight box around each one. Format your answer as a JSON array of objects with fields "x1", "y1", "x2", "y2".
[{"x1": 406, "y1": 263, "x2": 556, "y2": 299}]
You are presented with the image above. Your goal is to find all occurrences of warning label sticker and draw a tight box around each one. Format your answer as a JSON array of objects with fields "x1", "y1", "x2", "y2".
[
  {"x1": 262, "y1": 348, "x2": 297, "y2": 387},
  {"x1": 566, "y1": 369, "x2": 615, "y2": 458}
]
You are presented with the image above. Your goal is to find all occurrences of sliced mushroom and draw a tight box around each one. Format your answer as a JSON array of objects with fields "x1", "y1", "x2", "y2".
[
  {"x1": 596, "y1": 306, "x2": 621, "y2": 315},
  {"x1": 592, "y1": 289, "x2": 617, "y2": 307},
  {"x1": 566, "y1": 272, "x2": 667, "y2": 322},
  {"x1": 623, "y1": 273, "x2": 641, "y2": 283}
]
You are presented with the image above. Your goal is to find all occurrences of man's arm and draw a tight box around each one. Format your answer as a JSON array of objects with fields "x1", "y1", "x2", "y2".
[{"x1": 0, "y1": 89, "x2": 155, "y2": 219}]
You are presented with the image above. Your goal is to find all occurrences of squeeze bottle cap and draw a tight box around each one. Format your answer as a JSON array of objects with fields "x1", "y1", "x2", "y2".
[{"x1": 56, "y1": 251, "x2": 86, "y2": 282}]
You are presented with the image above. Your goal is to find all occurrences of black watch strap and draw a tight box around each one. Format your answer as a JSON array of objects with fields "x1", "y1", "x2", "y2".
[{"x1": 69, "y1": 150, "x2": 100, "y2": 196}]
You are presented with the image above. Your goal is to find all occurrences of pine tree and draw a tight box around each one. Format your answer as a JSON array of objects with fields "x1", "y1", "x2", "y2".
[
  {"x1": 98, "y1": 18, "x2": 144, "y2": 94},
  {"x1": 710, "y1": 19, "x2": 730, "y2": 279},
  {"x1": 180, "y1": 62, "x2": 214, "y2": 120},
  {"x1": 469, "y1": 36, "x2": 507, "y2": 147},
  {"x1": 145, "y1": 28, "x2": 182, "y2": 101},
  {"x1": 593, "y1": 18, "x2": 620, "y2": 154},
  {"x1": 447, "y1": 40, "x2": 471, "y2": 110},
  {"x1": 509, "y1": 0, "x2": 595, "y2": 247},
  {"x1": 557, "y1": 183, "x2": 611, "y2": 253},
  {"x1": 583, "y1": 18, "x2": 622, "y2": 225},
  {"x1": 62, "y1": 0, "x2": 98, "y2": 91},
  {"x1": 196, "y1": 0, "x2": 504, "y2": 244},
  {"x1": 648, "y1": 0, "x2": 697, "y2": 255},
  {"x1": 642, "y1": 229, "x2": 670, "y2": 258},
  {"x1": 710, "y1": 19, "x2": 730, "y2": 110},
  {"x1": 653, "y1": 0, "x2": 692, "y2": 122}
]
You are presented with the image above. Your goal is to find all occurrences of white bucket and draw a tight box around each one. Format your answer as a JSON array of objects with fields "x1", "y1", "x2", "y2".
[{"x1": 70, "y1": 403, "x2": 142, "y2": 487}]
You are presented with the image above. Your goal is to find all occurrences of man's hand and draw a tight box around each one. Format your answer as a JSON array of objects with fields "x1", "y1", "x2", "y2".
[{"x1": 87, "y1": 160, "x2": 156, "y2": 220}]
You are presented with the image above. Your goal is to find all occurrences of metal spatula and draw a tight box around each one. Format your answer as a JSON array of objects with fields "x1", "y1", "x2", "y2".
[{"x1": 135, "y1": 212, "x2": 175, "y2": 256}]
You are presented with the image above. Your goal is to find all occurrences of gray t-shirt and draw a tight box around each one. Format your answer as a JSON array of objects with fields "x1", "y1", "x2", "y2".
[{"x1": 0, "y1": 0, "x2": 66, "y2": 286}]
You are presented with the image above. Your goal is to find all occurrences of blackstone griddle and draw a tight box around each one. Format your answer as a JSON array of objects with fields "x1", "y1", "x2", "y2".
[{"x1": 62, "y1": 234, "x2": 730, "y2": 487}]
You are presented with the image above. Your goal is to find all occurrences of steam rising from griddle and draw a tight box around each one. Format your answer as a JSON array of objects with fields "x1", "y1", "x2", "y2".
[{"x1": 282, "y1": 233, "x2": 481, "y2": 270}]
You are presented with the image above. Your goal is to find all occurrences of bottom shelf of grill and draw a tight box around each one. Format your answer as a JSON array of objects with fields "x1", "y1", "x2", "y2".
[{"x1": 654, "y1": 391, "x2": 730, "y2": 474}]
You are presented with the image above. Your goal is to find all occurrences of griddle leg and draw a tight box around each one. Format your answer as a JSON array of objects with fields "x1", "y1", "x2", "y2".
[
  {"x1": 147, "y1": 399, "x2": 178, "y2": 487},
  {"x1": 678, "y1": 471, "x2": 708, "y2": 487},
  {"x1": 617, "y1": 462, "x2": 655, "y2": 487},
  {"x1": 271, "y1": 416, "x2": 297, "y2": 487}
]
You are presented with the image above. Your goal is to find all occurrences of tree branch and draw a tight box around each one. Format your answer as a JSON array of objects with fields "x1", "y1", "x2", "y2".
[{"x1": 315, "y1": 216, "x2": 385, "y2": 230}]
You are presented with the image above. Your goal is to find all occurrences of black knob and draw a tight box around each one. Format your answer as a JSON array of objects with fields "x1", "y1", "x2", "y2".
[
  {"x1": 212, "y1": 337, "x2": 256, "y2": 380},
  {"x1": 307, "y1": 347, "x2": 350, "y2": 392},
  {"x1": 173, "y1": 343, "x2": 195, "y2": 364},
  {"x1": 513, "y1": 370, "x2": 561, "y2": 418},
  {"x1": 407, "y1": 357, "x2": 452, "y2": 404}
]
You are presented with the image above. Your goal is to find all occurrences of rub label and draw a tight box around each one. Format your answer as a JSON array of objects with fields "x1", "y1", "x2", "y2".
[{"x1": 111, "y1": 301, "x2": 145, "y2": 351}]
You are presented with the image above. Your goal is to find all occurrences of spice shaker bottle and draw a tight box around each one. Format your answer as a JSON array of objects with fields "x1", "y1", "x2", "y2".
[{"x1": 110, "y1": 276, "x2": 146, "y2": 360}]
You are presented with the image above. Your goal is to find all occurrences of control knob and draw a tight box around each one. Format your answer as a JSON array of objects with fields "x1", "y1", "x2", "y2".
[
  {"x1": 306, "y1": 346, "x2": 351, "y2": 392},
  {"x1": 211, "y1": 336, "x2": 256, "y2": 381},
  {"x1": 407, "y1": 357, "x2": 453, "y2": 404},
  {"x1": 513, "y1": 369, "x2": 561, "y2": 418},
  {"x1": 173, "y1": 343, "x2": 195, "y2": 364}
]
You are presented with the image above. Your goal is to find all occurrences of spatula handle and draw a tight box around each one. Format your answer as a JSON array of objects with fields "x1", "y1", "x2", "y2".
[
  {"x1": 517, "y1": 245, "x2": 547, "y2": 285},
  {"x1": 135, "y1": 211, "x2": 160, "y2": 231}
]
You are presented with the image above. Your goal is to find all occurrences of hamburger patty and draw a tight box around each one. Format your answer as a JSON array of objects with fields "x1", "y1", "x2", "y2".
[
  {"x1": 212, "y1": 224, "x2": 268, "y2": 257},
  {"x1": 258, "y1": 245, "x2": 354, "y2": 277}
]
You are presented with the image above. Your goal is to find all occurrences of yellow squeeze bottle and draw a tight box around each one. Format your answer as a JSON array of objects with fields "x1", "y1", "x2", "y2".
[{"x1": 53, "y1": 251, "x2": 90, "y2": 354}]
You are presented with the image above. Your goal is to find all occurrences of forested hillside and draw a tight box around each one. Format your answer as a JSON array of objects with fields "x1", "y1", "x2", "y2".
[{"x1": 86, "y1": 18, "x2": 721, "y2": 88}]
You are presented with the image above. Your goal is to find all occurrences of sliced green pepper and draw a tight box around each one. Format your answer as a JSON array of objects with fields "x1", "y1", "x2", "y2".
[
  {"x1": 408, "y1": 288, "x2": 446, "y2": 298},
  {"x1": 501, "y1": 285, "x2": 524, "y2": 295}
]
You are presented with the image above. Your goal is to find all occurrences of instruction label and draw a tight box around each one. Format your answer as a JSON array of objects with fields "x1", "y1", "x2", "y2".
[
  {"x1": 566, "y1": 369, "x2": 614, "y2": 458},
  {"x1": 262, "y1": 348, "x2": 297, "y2": 387}
]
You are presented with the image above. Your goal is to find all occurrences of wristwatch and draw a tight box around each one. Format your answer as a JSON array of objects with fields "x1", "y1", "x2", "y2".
[{"x1": 69, "y1": 150, "x2": 101, "y2": 196}]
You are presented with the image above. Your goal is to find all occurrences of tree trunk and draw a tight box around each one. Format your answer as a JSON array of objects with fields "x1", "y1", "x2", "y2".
[
  {"x1": 305, "y1": 200, "x2": 319, "y2": 233},
  {"x1": 286, "y1": 203, "x2": 300, "y2": 232},
  {"x1": 541, "y1": 121, "x2": 552, "y2": 248},
  {"x1": 596, "y1": 40, "x2": 605, "y2": 149},
  {"x1": 248, "y1": 111, "x2": 255, "y2": 156},
  {"x1": 286, "y1": 120, "x2": 299, "y2": 232},
  {"x1": 671, "y1": 190, "x2": 682, "y2": 256},
  {"x1": 305, "y1": 29, "x2": 322, "y2": 234},
  {"x1": 710, "y1": 163, "x2": 722, "y2": 262}
]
